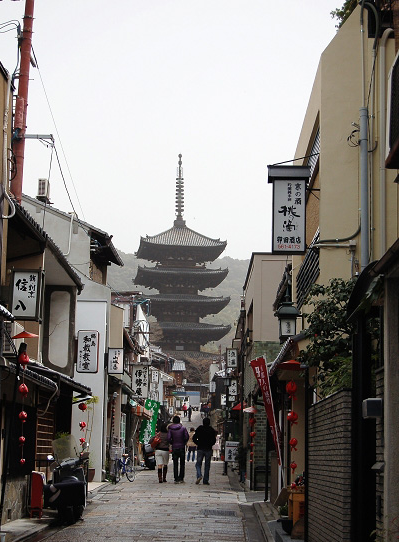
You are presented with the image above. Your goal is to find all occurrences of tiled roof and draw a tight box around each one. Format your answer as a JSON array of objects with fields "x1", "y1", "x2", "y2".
[
  {"x1": 137, "y1": 266, "x2": 228, "y2": 277},
  {"x1": 135, "y1": 265, "x2": 229, "y2": 291},
  {"x1": 149, "y1": 294, "x2": 230, "y2": 305},
  {"x1": 13, "y1": 203, "x2": 84, "y2": 293},
  {"x1": 140, "y1": 225, "x2": 226, "y2": 248},
  {"x1": 22, "y1": 194, "x2": 124, "y2": 267},
  {"x1": 159, "y1": 321, "x2": 231, "y2": 334},
  {"x1": 172, "y1": 361, "x2": 186, "y2": 371}
]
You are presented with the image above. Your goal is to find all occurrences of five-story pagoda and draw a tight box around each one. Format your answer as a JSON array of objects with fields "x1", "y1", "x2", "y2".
[{"x1": 134, "y1": 155, "x2": 231, "y2": 356}]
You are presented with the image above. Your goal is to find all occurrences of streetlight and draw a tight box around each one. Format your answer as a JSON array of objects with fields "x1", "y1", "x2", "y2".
[{"x1": 276, "y1": 295, "x2": 300, "y2": 343}]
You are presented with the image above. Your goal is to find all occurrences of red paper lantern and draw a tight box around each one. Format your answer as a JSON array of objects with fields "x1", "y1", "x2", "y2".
[
  {"x1": 249, "y1": 459, "x2": 253, "y2": 463},
  {"x1": 18, "y1": 383, "x2": 29, "y2": 397},
  {"x1": 291, "y1": 482, "x2": 297, "y2": 490},
  {"x1": 19, "y1": 411, "x2": 28, "y2": 423},
  {"x1": 19, "y1": 436, "x2": 26, "y2": 446},
  {"x1": 249, "y1": 431, "x2": 256, "y2": 438},
  {"x1": 79, "y1": 437, "x2": 86, "y2": 445},
  {"x1": 289, "y1": 437, "x2": 298, "y2": 452},
  {"x1": 20, "y1": 458, "x2": 26, "y2": 465},
  {"x1": 250, "y1": 442, "x2": 255, "y2": 448},
  {"x1": 79, "y1": 421, "x2": 87, "y2": 430},
  {"x1": 290, "y1": 461, "x2": 297, "y2": 475},
  {"x1": 78, "y1": 403, "x2": 87, "y2": 411},
  {"x1": 249, "y1": 417, "x2": 256, "y2": 426},
  {"x1": 250, "y1": 451, "x2": 254, "y2": 457},
  {"x1": 18, "y1": 351, "x2": 30, "y2": 367},
  {"x1": 287, "y1": 411, "x2": 298, "y2": 425},
  {"x1": 286, "y1": 380, "x2": 297, "y2": 400}
]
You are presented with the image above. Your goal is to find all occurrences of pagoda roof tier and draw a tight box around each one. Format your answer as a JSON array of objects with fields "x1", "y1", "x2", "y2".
[
  {"x1": 135, "y1": 265, "x2": 229, "y2": 291},
  {"x1": 148, "y1": 293, "x2": 230, "y2": 318},
  {"x1": 135, "y1": 224, "x2": 227, "y2": 264},
  {"x1": 158, "y1": 321, "x2": 231, "y2": 342}
]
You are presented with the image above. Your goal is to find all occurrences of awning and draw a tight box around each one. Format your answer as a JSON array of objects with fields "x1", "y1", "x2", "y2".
[
  {"x1": 243, "y1": 406, "x2": 258, "y2": 413},
  {"x1": 232, "y1": 402, "x2": 247, "y2": 411},
  {"x1": 131, "y1": 405, "x2": 152, "y2": 419},
  {"x1": 26, "y1": 361, "x2": 92, "y2": 395}
]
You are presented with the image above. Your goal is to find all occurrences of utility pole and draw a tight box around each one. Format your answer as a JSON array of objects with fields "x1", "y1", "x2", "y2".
[{"x1": 11, "y1": 0, "x2": 35, "y2": 203}]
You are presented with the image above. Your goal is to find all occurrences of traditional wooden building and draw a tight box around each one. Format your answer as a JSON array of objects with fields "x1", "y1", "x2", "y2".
[{"x1": 134, "y1": 155, "x2": 231, "y2": 356}]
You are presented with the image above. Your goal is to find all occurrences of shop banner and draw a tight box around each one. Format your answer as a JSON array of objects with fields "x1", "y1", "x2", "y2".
[
  {"x1": 250, "y1": 356, "x2": 282, "y2": 465},
  {"x1": 139, "y1": 398, "x2": 160, "y2": 443}
]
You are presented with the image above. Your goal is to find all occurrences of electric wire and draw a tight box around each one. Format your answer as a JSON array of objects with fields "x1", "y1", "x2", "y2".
[{"x1": 32, "y1": 46, "x2": 86, "y2": 221}]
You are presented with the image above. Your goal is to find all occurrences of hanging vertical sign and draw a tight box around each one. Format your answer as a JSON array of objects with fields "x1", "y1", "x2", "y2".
[
  {"x1": 250, "y1": 356, "x2": 282, "y2": 465},
  {"x1": 268, "y1": 165, "x2": 310, "y2": 254},
  {"x1": 139, "y1": 398, "x2": 160, "y2": 443},
  {"x1": 108, "y1": 348, "x2": 124, "y2": 374},
  {"x1": 76, "y1": 331, "x2": 99, "y2": 373},
  {"x1": 11, "y1": 269, "x2": 43, "y2": 320},
  {"x1": 229, "y1": 379, "x2": 238, "y2": 396},
  {"x1": 226, "y1": 348, "x2": 238, "y2": 368},
  {"x1": 132, "y1": 365, "x2": 149, "y2": 399}
]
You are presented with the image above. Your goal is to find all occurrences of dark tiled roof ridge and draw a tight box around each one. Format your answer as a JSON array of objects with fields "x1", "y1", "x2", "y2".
[
  {"x1": 15, "y1": 202, "x2": 84, "y2": 293},
  {"x1": 149, "y1": 293, "x2": 231, "y2": 303},
  {"x1": 21, "y1": 194, "x2": 124, "y2": 267},
  {"x1": 158, "y1": 321, "x2": 231, "y2": 330},
  {"x1": 137, "y1": 265, "x2": 228, "y2": 274},
  {"x1": 140, "y1": 223, "x2": 227, "y2": 247}
]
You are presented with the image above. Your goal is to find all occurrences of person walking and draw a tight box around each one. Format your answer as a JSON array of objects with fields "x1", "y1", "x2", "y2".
[
  {"x1": 212, "y1": 434, "x2": 221, "y2": 461},
  {"x1": 193, "y1": 417, "x2": 216, "y2": 485},
  {"x1": 182, "y1": 403, "x2": 188, "y2": 417},
  {"x1": 149, "y1": 422, "x2": 170, "y2": 483},
  {"x1": 186, "y1": 427, "x2": 197, "y2": 462},
  {"x1": 167, "y1": 415, "x2": 189, "y2": 484},
  {"x1": 187, "y1": 405, "x2": 193, "y2": 421}
]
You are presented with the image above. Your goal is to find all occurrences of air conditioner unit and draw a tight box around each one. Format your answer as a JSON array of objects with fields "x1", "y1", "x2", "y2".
[
  {"x1": 2, "y1": 321, "x2": 24, "y2": 354},
  {"x1": 385, "y1": 49, "x2": 399, "y2": 169},
  {"x1": 37, "y1": 178, "x2": 50, "y2": 203}
]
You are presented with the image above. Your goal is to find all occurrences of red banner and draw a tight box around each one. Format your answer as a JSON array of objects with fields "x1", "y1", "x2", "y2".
[{"x1": 250, "y1": 356, "x2": 282, "y2": 465}]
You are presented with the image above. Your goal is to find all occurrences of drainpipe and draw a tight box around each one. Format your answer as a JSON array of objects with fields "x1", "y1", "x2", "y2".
[
  {"x1": 10, "y1": 0, "x2": 35, "y2": 203},
  {"x1": 379, "y1": 28, "x2": 394, "y2": 257},
  {"x1": 359, "y1": 2, "x2": 369, "y2": 271}
]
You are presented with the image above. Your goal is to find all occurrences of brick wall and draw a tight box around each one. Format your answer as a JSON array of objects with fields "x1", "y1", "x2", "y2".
[{"x1": 308, "y1": 389, "x2": 352, "y2": 542}]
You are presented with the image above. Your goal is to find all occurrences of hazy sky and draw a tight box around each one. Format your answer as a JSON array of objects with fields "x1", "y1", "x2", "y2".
[{"x1": 1, "y1": 1, "x2": 340, "y2": 260}]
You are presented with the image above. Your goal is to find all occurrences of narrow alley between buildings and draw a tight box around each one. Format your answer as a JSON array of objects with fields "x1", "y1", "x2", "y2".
[{"x1": 1, "y1": 412, "x2": 282, "y2": 542}]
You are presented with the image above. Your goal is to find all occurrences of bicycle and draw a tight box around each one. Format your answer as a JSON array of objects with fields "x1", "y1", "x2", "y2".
[{"x1": 113, "y1": 452, "x2": 136, "y2": 483}]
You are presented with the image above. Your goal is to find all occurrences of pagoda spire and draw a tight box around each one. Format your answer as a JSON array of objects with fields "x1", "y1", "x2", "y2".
[{"x1": 174, "y1": 153, "x2": 186, "y2": 226}]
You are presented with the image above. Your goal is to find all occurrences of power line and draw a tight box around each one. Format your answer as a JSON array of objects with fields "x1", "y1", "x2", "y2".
[{"x1": 32, "y1": 47, "x2": 86, "y2": 220}]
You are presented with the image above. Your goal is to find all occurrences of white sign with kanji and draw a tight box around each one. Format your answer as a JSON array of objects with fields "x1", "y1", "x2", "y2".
[
  {"x1": 226, "y1": 348, "x2": 238, "y2": 368},
  {"x1": 11, "y1": 270, "x2": 41, "y2": 320},
  {"x1": 77, "y1": 331, "x2": 99, "y2": 373},
  {"x1": 132, "y1": 365, "x2": 149, "y2": 399},
  {"x1": 108, "y1": 348, "x2": 123, "y2": 374},
  {"x1": 229, "y1": 379, "x2": 238, "y2": 396},
  {"x1": 272, "y1": 179, "x2": 306, "y2": 253},
  {"x1": 225, "y1": 441, "x2": 239, "y2": 463}
]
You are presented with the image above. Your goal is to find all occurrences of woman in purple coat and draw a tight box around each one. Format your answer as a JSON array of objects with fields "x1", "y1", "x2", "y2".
[{"x1": 167, "y1": 415, "x2": 189, "y2": 483}]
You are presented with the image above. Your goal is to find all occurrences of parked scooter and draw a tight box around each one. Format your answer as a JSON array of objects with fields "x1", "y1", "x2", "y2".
[
  {"x1": 143, "y1": 442, "x2": 156, "y2": 470},
  {"x1": 44, "y1": 435, "x2": 89, "y2": 524}
]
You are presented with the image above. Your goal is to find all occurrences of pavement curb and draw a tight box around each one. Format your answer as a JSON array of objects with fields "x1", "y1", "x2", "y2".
[{"x1": 253, "y1": 502, "x2": 279, "y2": 542}]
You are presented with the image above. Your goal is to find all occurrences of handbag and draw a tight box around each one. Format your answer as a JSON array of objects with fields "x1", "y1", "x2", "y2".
[{"x1": 151, "y1": 432, "x2": 161, "y2": 449}]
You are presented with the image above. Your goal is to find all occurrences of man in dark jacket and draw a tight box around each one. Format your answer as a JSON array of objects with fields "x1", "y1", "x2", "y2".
[
  {"x1": 167, "y1": 415, "x2": 189, "y2": 484},
  {"x1": 193, "y1": 417, "x2": 216, "y2": 485}
]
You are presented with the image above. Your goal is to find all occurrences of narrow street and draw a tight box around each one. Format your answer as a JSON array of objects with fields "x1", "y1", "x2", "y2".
[
  {"x1": 21, "y1": 412, "x2": 269, "y2": 542},
  {"x1": 27, "y1": 462, "x2": 265, "y2": 542}
]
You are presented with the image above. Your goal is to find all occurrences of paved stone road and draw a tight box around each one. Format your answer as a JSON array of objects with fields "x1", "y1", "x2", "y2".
[
  {"x1": 38, "y1": 459, "x2": 252, "y2": 542},
  {"x1": 25, "y1": 413, "x2": 268, "y2": 542}
]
